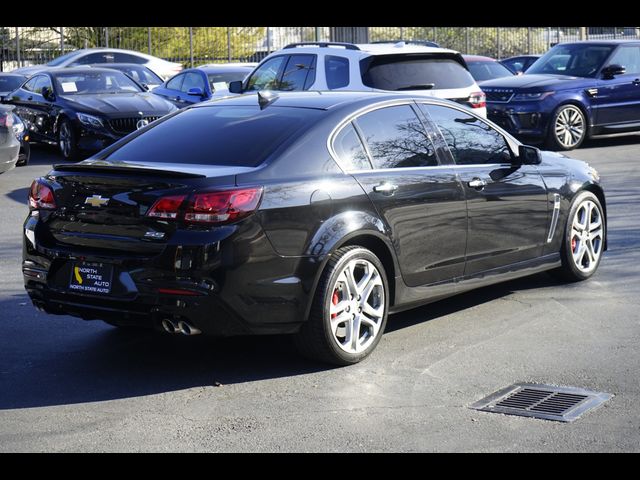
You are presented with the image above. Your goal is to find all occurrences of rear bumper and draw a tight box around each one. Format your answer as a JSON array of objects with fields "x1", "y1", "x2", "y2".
[
  {"x1": 23, "y1": 215, "x2": 318, "y2": 336},
  {"x1": 0, "y1": 140, "x2": 20, "y2": 173}
]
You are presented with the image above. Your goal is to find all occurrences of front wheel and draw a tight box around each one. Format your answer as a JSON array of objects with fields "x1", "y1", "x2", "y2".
[
  {"x1": 58, "y1": 118, "x2": 80, "y2": 160},
  {"x1": 553, "y1": 191, "x2": 605, "y2": 282},
  {"x1": 294, "y1": 246, "x2": 389, "y2": 366},
  {"x1": 545, "y1": 104, "x2": 587, "y2": 151}
]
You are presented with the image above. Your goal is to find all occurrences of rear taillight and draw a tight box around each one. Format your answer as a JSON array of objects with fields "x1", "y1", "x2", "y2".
[
  {"x1": 468, "y1": 91, "x2": 486, "y2": 109},
  {"x1": 0, "y1": 113, "x2": 14, "y2": 128},
  {"x1": 29, "y1": 180, "x2": 57, "y2": 210},
  {"x1": 147, "y1": 195, "x2": 187, "y2": 219},
  {"x1": 146, "y1": 187, "x2": 263, "y2": 225}
]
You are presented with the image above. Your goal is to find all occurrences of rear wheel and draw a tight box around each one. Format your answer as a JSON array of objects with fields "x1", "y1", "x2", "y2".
[
  {"x1": 58, "y1": 118, "x2": 80, "y2": 160},
  {"x1": 553, "y1": 191, "x2": 605, "y2": 281},
  {"x1": 294, "y1": 246, "x2": 389, "y2": 365}
]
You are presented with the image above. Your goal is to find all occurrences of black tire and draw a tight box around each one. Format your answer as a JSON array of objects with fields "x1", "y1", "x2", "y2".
[
  {"x1": 16, "y1": 142, "x2": 30, "y2": 167},
  {"x1": 552, "y1": 191, "x2": 605, "y2": 282},
  {"x1": 294, "y1": 246, "x2": 389, "y2": 366},
  {"x1": 545, "y1": 104, "x2": 587, "y2": 151},
  {"x1": 58, "y1": 118, "x2": 80, "y2": 160}
]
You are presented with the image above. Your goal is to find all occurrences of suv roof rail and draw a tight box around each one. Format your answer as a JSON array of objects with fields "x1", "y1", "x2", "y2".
[
  {"x1": 371, "y1": 40, "x2": 440, "y2": 48},
  {"x1": 282, "y1": 42, "x2": 360, "y2": 50}
]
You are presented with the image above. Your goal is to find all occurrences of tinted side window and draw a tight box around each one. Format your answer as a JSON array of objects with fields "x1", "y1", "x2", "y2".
[
  {"x1": 333, "y1": 123, "x2": 371, "y2": 171},
  {"x1": 113, "y1": 52, "x2": 146, "y2": 64},
  {"x1": 325, "y1": 55, "x2": 350, "y2": 89},
  {"x1": 245, "y1": 56, "x2": 286, "y2": 91},
  {"x1": 33, "y1": 75, "x2": 53, "y2": 94},
  {"x1": 166, "y1": 73, "x2": 184, "y2": 91},
  {"x1": 355, "y1": 105, "x2": 438, "y2": 169},
  {"x1": 361, "y1": 55, "x2": 475, "y2": 90},
  {"x1": 607, "y1": 45, "x2": 640, "y2": 74},
  {"x1": 71, "y1": 52, "x2": 114, "y2": 65},
  {"x1": 279, "y1": 54, "x2": 316, "y2": 91},
  {"x1": 22, "y1": 77, "x2": 39, "y2": 92},
  {"x1": 422, "y1": 104, "x2": 513, "y2": 165},
  {"x1": 181, "y1": 72, "x2": 206, "y2": 93}
]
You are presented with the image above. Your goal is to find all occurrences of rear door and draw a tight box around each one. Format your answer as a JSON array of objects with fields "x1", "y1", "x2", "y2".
[
  {"x1": 336, "y1": 102, "x2": 468, "y2": 287},
  {"x1": 420, "y1": 103, "x2": 549, "y2": 275},
  {"x1": 594, "y1": 44, "x2": 640, "y2": 125}
]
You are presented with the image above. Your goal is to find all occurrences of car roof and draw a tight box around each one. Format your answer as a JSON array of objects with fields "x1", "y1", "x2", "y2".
[
  {"x1": 357, "y1": 42, "x2": 459, "y2": 55},
  {"x1": 557, "y1": 39, "x2": 640, "y2": 45},
  {"x1": 0, "y1": 72, "x2": 27, "y2": 78},
  {"x1": 502, "y1": 54, "x2": 541, "y2": 60},
  {"x1": 195, "y1": 90, "x2": 452, "y2": 111},
  {"x1": 275, "y1": 41, "x2": 460, "y2": 57},
  {"x1": 87, "y1": 63, "x2": 151, "y2": 69},
  {"x1": 197, "y1": 62, "x2": 257, "y2": 69},
  {"x1": 189, "y1": 65, "x2": 256, "y2": 74},
  {"x1": 463, "y1": 55, "x2": 497, "y2": 62},
  {"x1": 49, "y1": 66, "x2": 134, "y2": 76}
]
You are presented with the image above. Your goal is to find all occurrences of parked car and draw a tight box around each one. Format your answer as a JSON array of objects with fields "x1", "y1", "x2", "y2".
[
  {"x1": 463, "y1": 55, "x2": 516, "y2": 83},
  {"x1": 12, "y1": 48, "x2": 183, "y2": 80},
  {"x1": 5, "y1": 67, "x2": 177, "y2": 160},
  {"x1": 500, "y1": 55, "x2": 541, "y2": 74},
  {"x1": 482, "y1": 40, "x2": 640, "y2": 150},
  {"x1": 88, "y1": 63, "x2": 164, "y2": 90},
  {"x1": 153, "y1": 63, "x2": 255, "y2": 107},
  {"x1": 229, "y1": 41, "x2": 487, "y2": 117},
  {"x1": 11, "y1": 113, "x2": 30, "y2": 166},
  {"x1": 23, "y1": 91, "x2": 606, "y2": 365},
  {"x1": 0, "y1": 105, "x2": 20, "y2": 174},
  {"x1": 0, "y1": 73, "x2": 28, "y2": 102}
]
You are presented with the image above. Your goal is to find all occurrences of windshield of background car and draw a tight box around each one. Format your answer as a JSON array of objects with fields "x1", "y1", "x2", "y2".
[
  {"x1": 361, "y1": 55, "x2": 475, "y2": 90},
  {"x1": 0, "y1": 76, "x2": 24, "y2": 91},
  {"x1": 52, "y1": 71, "x2": 144, "y2": 94},
  {"x1": 105, "y1": 105, "x2": 324, "y2": 167},
  {"x1": 467, "y1": 61, "x2": 514, "y2": 81},
  {"x1": 46, "y1": 50, "x2": 81, "y2": 66},
  {"x1": 526, "y1": 44, "x2": 616, "y2": 77}
]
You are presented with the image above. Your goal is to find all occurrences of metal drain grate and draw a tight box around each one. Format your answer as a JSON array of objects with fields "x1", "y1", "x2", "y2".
[{"x1": 471, "y1": 383, "x2": 612, "y2": 422}]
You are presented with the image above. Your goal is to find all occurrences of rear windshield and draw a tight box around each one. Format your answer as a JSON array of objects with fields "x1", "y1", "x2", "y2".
[
  {"x1": 0, "y1": 76, "x2": 25, "y2": 92},
  {"x1": 361, "y1": 55, "x2": 475, "y2": 90},
  {"x1": 105, "y1": 105, "x2": 323, "y2": 167}
]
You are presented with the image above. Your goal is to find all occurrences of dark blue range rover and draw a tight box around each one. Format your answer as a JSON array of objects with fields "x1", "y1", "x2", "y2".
[{"x1": 482, "y1": 40, "x2": 640, "y2": 150}]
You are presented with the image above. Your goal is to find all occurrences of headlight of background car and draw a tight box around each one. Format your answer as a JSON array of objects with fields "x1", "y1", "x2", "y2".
[
  {"x1": 77, "y1": 112, "x2": 104, "y2": 128},
  {"x1": 11, "y1": 115, "x2": 25, "y2": 138},
  {"x1": 512, "y1": 91, "x2": 555, "y2": 101}
]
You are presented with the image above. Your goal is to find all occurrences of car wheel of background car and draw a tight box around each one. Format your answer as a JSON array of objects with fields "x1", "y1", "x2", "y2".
[
  {"x1": 552, "y1": 191, "x2": 605, "y2": 282},
  {"x1": 294, "y1": 246, "x2": 389, "y2": 365},
  {"x1": 58, "y1": 118, "x2": 80, "y2": 160},
  {"x1": 16, "y1": 142, "x2": 30, "y2": 167},
  {"x1": 546, "y1": 104, "x2": 587, "y2": 151}
]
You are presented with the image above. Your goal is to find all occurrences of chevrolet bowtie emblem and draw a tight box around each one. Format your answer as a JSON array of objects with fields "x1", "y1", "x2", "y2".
[{"x1": 84, "y1": 195, "x2": 109, "y2": 207}]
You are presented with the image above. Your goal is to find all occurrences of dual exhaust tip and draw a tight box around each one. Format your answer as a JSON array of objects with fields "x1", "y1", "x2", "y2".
[{"x1": 161, "y1": 318, "x2": 201, "y2": 336}]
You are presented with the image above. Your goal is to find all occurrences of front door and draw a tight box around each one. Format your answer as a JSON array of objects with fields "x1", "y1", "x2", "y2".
[
  {"x1": 594, "y1": 45, "x2": 640, "y2": 126},
  {"x1": 420, "y1": 103, "x2": 549, "y2": 276}
]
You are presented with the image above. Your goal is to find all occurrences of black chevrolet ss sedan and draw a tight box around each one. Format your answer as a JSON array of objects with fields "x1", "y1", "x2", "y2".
[
  {"x1": 23, "y1": 91, "x2": 606, "y2": 365},
  {"x1": 6, "y1": 67, "x2": 177, "y2": 160}
]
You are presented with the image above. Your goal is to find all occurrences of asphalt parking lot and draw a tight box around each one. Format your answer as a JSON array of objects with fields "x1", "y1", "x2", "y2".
[{"x1": 0, "y1": 138, "x2": 639, "y2": 452}]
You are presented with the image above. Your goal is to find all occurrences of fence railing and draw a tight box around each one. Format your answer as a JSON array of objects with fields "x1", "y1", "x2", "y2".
[{"x1": 1, "y1": 26, "x2": 639, "y2": 71}]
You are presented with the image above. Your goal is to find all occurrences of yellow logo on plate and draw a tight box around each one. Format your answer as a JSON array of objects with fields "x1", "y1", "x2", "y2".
[{"x1": 74, "y1": 266, "x2": 83, "y2": 284}]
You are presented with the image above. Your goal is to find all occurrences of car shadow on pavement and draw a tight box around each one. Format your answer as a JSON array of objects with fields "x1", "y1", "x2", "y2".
[{"x1": 0, "y1": 272, "x2": 564, "y2": 411}]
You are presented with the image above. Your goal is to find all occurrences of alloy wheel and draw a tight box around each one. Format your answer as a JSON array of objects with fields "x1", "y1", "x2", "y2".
[
  {"x1": 554, "y1": 106, "x2": 585, "y2": 149},
  {"x1": 59, "y1": 122, "x2": 72, "y2": 158},
  {"x1": 570, "y1": 199, "x2": 603, "y2": 273}
]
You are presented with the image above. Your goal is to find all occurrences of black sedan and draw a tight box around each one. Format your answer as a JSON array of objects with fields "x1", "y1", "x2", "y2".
[
  {"x1": 5, "y1": 67, "x2": 177, "y2": 160},
  {"x1": 23, "y1": 92, "x2": 607, "y2": 365}
]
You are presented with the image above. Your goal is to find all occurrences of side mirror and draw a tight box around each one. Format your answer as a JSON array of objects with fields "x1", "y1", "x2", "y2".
[
  {"x1": 41, "y1": 86, "x2": 55, "y2": 102},
  {"x1": 228, "y1": 80, "x2": 243, "y2": 94},
  {"x1": 187, "y1": 87, "x2": 206, "y2": 97},
  {"x1": 518, "y1": 144, "x2": 542, "y2": 165},
  {"x1": 601, "y1": 64, "x2": 626, "y2": 79}
]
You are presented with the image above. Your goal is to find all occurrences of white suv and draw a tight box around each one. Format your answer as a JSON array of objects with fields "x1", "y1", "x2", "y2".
[{"x1": 230, "y1": 41, "x2": 486, "y2": 117}]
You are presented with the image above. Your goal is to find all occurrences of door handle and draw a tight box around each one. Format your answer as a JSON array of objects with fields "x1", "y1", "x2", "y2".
[
  {"x1": 468, "y1": 178, "x2": 487, "y2": 189},
  {"x1": 633, "y1": 78, "x2": 640, "y2": 86},
  {"x1": 27, "y1": 96, "x2": 33, "y2": 101},
  {"x1": 174, "y1": 96, "x2": 182, "y2": 102},
  {"x1": 373, "y1": 182, "x2": 398, "y2": 195}
]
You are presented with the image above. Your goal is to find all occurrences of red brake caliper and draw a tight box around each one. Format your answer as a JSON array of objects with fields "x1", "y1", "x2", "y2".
[
  {"x1": 571, "y1": 237, "x2": 577, "y2": 252},
  {"x1": 331, "y1": 290, "x2": 339, "y2": 319}
]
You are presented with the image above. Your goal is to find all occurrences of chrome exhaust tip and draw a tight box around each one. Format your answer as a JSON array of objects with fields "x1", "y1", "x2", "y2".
[
  {"x1": 177, "y1": 320, "x2": 201, "y2": 336},
  {"x1": 161, "y1": 318, "x2": 178, "y2": 334}
]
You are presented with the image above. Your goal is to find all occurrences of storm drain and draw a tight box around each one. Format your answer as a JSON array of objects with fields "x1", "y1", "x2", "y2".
[{"x1": 471, "y1": 383, "x2": 612, "y2": 422}]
